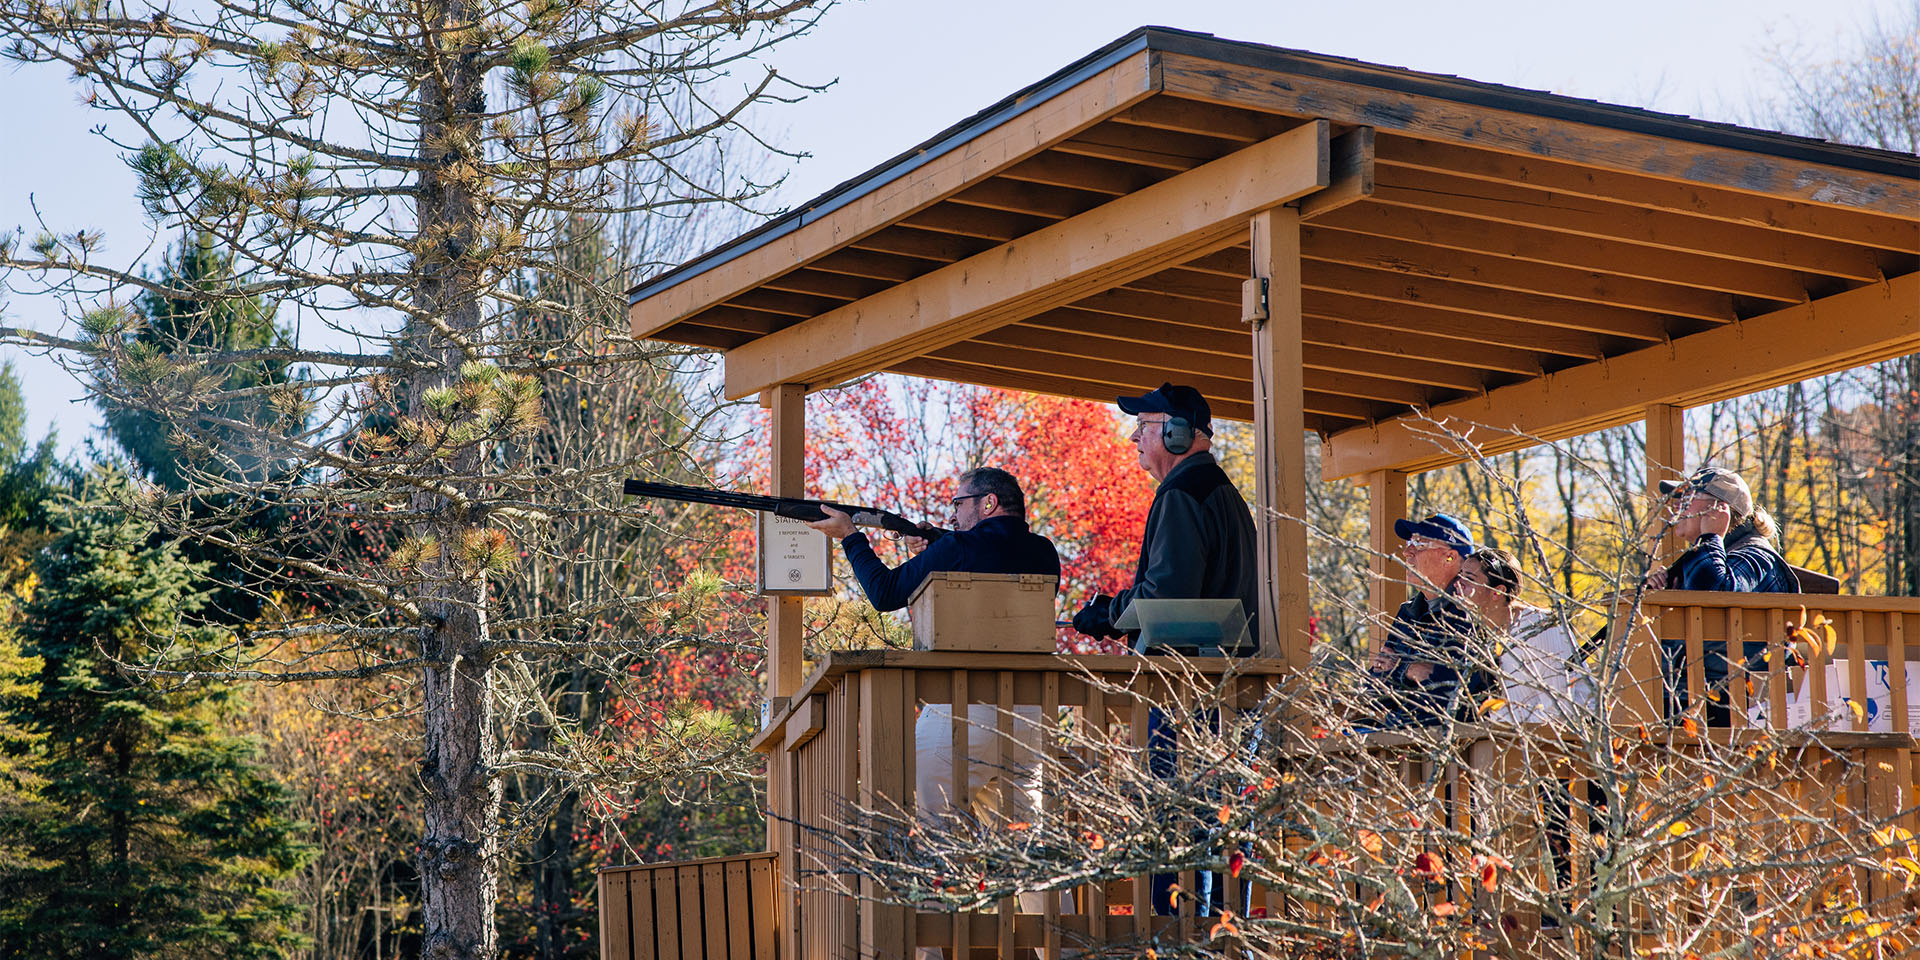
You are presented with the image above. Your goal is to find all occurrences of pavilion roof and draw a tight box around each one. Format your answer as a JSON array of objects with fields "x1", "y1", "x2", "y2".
[{"x1": 628, "y1": 26, "x2": 1920, "y2": 478}]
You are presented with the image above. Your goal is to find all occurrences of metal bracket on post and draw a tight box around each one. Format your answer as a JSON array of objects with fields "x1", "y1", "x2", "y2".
[{"x1": 1241, "y1": 276, "x2": 1269, "y2": 326}]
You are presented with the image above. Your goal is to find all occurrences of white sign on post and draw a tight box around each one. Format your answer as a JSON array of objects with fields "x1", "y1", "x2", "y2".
[{"x1": 757, "y1": 512, "x2": 832, "y2": 596}]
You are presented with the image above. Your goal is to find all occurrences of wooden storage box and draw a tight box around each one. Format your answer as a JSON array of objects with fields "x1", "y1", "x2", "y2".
[{"x1": 907, "y1": 571, "x2": 1059, "y2": 652}]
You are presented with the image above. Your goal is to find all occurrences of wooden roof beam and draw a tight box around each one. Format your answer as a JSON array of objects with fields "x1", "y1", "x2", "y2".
[
  {"x1": 1299, "y1": 224, "x2": 1738, "y2": 323},
  {"x1": 1157, "y1": 56, "x2": 1920, "y2": 214},
  {"x1": 1373, "y1": 137, "x2": 1920, "y2": 252},
  {"x1": 1127, "y1": 255, "x2": 1685, "y2": 342},
  {"x1": 1305, "y1": 261, "x2": 1674, "y2": 341},
  {"x1": 1312, "y1": 202, "x2": 1812, "y2": 303},
  {"x1": 1321, "y1": 270, "x2": 1920, "y2": 478},
  {"x1": 994, "y1": 151, "x2": 1161, "y2": 195},
  {"x1": 968, "y1": 323, "x2": 1478, "y2": 394},
  {"x1": 1304, "y1": 317, "x2": 1539, "y2": 376},
  {"x1": 886, "y1": 356, "x2": 1257, "y2": 422},
  {"x1": 720, "y1": 120, "x2": 1333, "y2": 399},
  {"x1": 1018, "y1": 304, "x2": 1532, "y2": 381},
  {"x1": 846, "y1": 228, "x2": 993, "y2": 263},
  {"x1": 1373, "y1": 168, "x2": 1887, "y2": 281},
  {"x1": 630, "y1": 50, "x2": 1159, "y2": 339},
  {"x1": 1302, "y1": 290, "x2": 1605, "y2": 359}
]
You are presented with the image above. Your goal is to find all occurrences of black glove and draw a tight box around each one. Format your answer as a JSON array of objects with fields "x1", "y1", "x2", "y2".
[{"x1": 1072, "y1": 594, "x2": 1125, "y2": 640}]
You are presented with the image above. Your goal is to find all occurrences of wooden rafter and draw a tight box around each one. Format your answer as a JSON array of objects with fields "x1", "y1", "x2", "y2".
[
  {"x1": 630, "y1": 49, "x2": 1159, "y2": 339},
  {"x1": 719, "y1": 121, "x2": 1333, "y2": 399},
  {"x1": 1322, "y1": 271, "x2": 1920, "y2": 478}
]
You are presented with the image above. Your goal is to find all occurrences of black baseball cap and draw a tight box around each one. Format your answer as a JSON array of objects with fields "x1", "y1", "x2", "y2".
[{"x1": 1117, "y1": 382, "x2": 1214, "y2": 436}]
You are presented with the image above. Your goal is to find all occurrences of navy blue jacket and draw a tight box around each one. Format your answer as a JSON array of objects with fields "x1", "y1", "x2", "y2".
[
  {"x1": 1667, "y1": 531, "x2": 1799, "y2": 594},
  {"x1": 839, "y1": 514, "x2": 1061, "y2": 612}
]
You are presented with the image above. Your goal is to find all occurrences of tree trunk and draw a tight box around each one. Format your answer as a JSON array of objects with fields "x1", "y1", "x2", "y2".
[
  {"x1": 420, "y1": 600, "x2": 500, "y2": 960},
  {"x1": 414, "y1": 0, "x2": 496, "y2": 952}
]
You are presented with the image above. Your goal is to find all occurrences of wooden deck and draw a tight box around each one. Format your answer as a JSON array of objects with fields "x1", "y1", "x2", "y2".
[{"x1": 598, "y1": 591, "x2": 1920, "y2": 959}]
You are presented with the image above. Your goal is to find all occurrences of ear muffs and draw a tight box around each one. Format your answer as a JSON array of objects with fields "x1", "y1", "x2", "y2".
[{"x1": 1162, "y1": 415, "x2": 1194, "y2": 455}]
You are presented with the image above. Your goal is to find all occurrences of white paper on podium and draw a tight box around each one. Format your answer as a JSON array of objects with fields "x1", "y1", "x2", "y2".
[{"x1": 1751, "y1": 661, "x2": 1920, "y2": 734}]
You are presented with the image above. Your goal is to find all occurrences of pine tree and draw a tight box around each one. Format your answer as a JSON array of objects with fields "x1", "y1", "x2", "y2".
[
  {"x1": 0, "y1": 3, "x2": 828, "y2": 953},
  {"x1": 0, "y1": 474, "x2": 309, "y2": 959},
  {"x1": 106, "y1": 232, "x2": 293, "y2": 492},
  {"x1": 0, "y1": 360, "x2": 67, "y2": 873}
]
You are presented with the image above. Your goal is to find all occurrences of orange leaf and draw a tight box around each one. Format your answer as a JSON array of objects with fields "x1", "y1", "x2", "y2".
[
  {"x1": 1637, "y1": 724, "x2": 1652, "y2": 743},
  {"x1": 1229, "y1": 851, "x2": 1245, "y2": 878},
  {"x1": 1357, "y1": 828, "x2": 1384, "y2": 862},
  {"x1": 1479, "y1": 696, "x2": 1508, "y2": 716},
  {"x1": 1669, "y1": 820, "x2": 1692, "y2": 837},
  {"x1": 1364, "y1": 893, "x2": 1384, "y2": 913},
  {"x1": 1432, "y1": 900, "x2": 1458, "y2": 917},
  {"x1": 1006, "y1": 821, "x2": 1031, "y2": 831},
  {"x1": 1208, "y1": 910, "x2": 1240, "y2": 939},
  {"x1": 1682, "y1": 717, "x2": 1700, "y2": 737},
  {"x1": 1481, "y1": 862, "x2": 1500, "y2": 891},
  {"x1": 1218, "y1": 802, "x2": 1233, "y2": 825},
  {"x1": 1702, "y1": 774, "x2": 1716, "y2": 790},
  {"x1": 1083, "y1": 831, "x2": 1105, "y2": 851},
  {"x1": 1411, "y1": 851, "x2": 1444, "y2": 879}
]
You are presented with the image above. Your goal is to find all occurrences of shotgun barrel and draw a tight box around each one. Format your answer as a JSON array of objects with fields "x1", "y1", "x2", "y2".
[{"x1": 623, "y1": 479, "x2": 948, "y2": 543}]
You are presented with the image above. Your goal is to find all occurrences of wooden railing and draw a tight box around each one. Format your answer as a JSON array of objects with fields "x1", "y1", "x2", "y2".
[
  {"x1": 1624, "y1": 591, "x2": 1920, "y2": 743},
  {"x1": 749, "y1": 650, "x2": 1287, "y2": 959},
  {"x1": 599, "y1": 852, "x2": 778, "y2": 960},
  {"x1": 595, "y1": 593, "x2": 1920, "y2": 959}
]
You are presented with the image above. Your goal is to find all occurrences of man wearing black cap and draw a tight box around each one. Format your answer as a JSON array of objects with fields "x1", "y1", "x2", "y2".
[
  {"x1": 1070, "y1": 382, "x2": 1259, "y2": 649},
  {"x1": 1071, "y1": 382, "x2": 1258, "y2": 920}
]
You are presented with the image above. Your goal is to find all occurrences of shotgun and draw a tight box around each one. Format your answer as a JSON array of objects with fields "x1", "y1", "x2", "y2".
[{"x1": 624, "y1": 479, "x2": 949, "y2": 543}]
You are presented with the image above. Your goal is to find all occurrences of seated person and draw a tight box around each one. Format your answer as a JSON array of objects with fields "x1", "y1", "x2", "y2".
[
  {"x1": 1368, "y1": 514, "x2": 1479, "y2": 727},
  {"x1": 1459, "y1": 547, "x2": 1596, "y2": 724},
  {"x1": 1644, "y1": 466, "x2": 1798, "y2": 725},
  {"x1": 808, "y1": 467, "x2": 1059, "y2": 941}
]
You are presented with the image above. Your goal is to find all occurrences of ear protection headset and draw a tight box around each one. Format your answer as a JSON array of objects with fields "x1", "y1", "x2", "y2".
[{"x1": 1161, "y1": 415, "x2": 1194, "y2": 456}]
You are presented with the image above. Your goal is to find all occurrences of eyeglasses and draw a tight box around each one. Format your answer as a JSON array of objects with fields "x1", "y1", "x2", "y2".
[
  {"x1": 1128, "y1": 416, "x2": 1170, "y2": 436},
  {"x1": 948, "y1": 493, "x2": 986, "y2": 508}
]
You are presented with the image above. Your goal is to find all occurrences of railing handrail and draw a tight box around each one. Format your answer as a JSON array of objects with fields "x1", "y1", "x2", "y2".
[
  {"x1": 751, "y1": 648, "x2": 1290, "y2": 752},
  {"x1": 598, "y1": 850, "x2": 778, "y2": 876},
  {"x1": 1638, "y1": 589, "x2": 1920, "y2": 613}
]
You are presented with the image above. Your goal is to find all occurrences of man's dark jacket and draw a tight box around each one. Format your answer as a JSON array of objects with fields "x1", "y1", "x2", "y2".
[
  {"x1": 1110, "y1": 451, "x2": 1259, "y2": 639},
  {"x1": 838, "y1": 514, "x2": 1060, "y2": 612},
  {"x1": 1373, "y1": 589, "x2": 1475, "y2": 725}
]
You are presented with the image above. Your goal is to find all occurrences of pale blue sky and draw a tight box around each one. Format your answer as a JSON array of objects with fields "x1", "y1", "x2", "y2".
[{"x1": 0, "y1": 0, "x2": 1902, "y2": 454}]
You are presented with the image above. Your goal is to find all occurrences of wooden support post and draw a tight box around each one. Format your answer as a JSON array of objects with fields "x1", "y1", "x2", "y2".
[
  {"x1": 1367, "y1": 469, "x2": 1409, "y2": 660},
  {"x1": 1249, "y1": 208, "x2": 1311, "y2": 668},
  {"x1": 1645, "y1": 402, "x2": 1686, "y2": 561},
  {"x1": 766, "y1": 383, "x2": 805, "y2": 958}
]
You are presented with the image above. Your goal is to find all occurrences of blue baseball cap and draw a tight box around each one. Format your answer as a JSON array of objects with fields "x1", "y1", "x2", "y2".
[
  {"x1": 1116, "y1": 382, "x2": 1214, "y2": 436},
  {"x1": 1393, "y1": 513, "x2": 1476, "y2": 557}
]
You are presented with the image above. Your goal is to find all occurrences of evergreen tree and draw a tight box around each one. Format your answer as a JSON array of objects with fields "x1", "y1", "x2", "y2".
[
  {"x1": 0, "y1": 474, "x2": 309, "y2": 959},
  {"x1": 0, "y1": 1, "x2": 827, "y2": 952},
  {"x1": 105, "y1": 232, "x2": 294, "y2": 491},
  {"x1": 0, "y1": 360, "x2": 68, "y2": 872}
]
